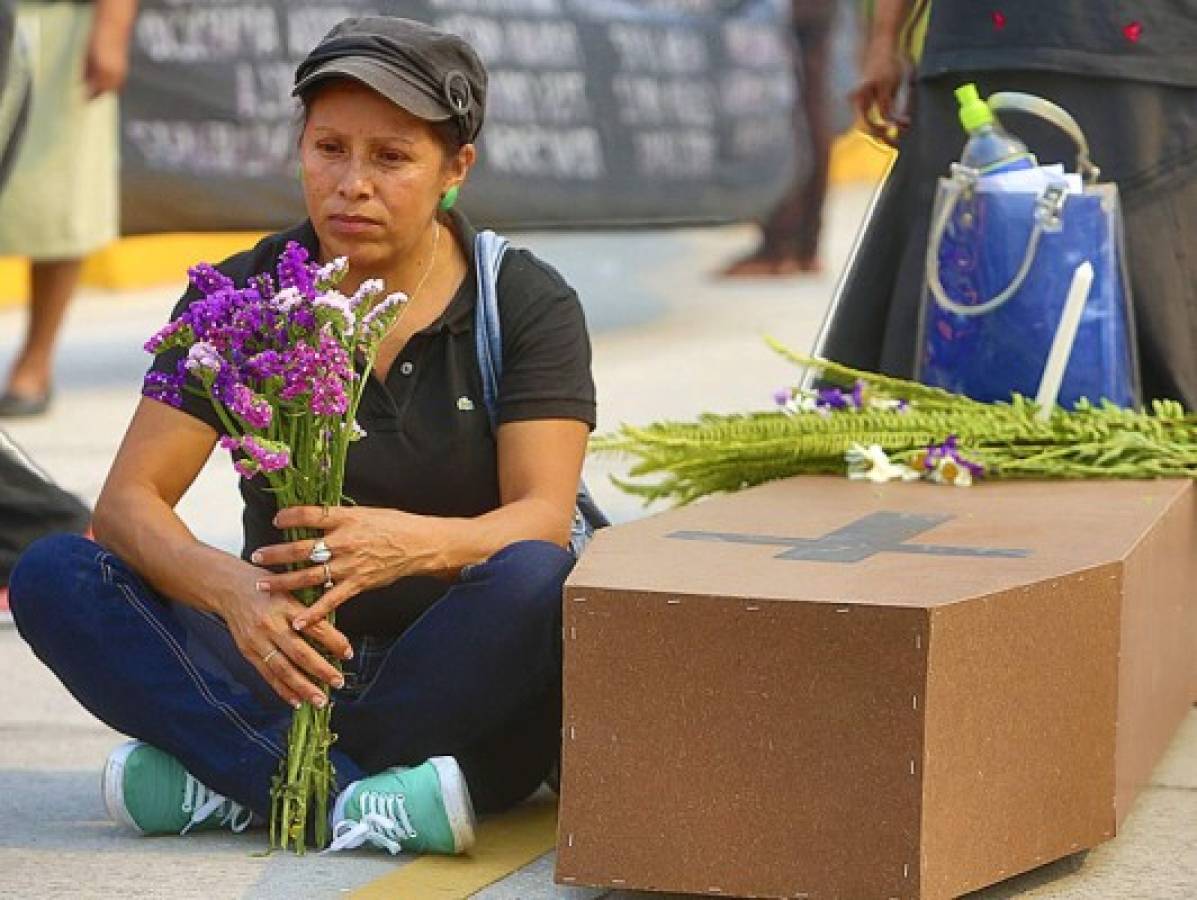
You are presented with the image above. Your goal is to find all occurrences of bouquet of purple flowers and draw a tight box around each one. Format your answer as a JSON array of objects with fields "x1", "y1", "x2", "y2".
[{"x1": 143, "y1": 243, "x2": 409, "y2": 852}]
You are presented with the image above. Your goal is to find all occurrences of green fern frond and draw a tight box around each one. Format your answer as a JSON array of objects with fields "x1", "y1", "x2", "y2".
[{"x1": 590, "y1": 339, "x2": 1196, "y2": 507}]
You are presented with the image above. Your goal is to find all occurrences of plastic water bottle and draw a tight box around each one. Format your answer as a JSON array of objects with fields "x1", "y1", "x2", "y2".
[{"x1": 955, "y1": 83, "x2": 1036, "y2": 175}]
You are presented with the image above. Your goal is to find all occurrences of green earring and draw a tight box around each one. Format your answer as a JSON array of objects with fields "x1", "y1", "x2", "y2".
[{"x1": 439, "y1": 185, "x2": 459, "y2": 211}]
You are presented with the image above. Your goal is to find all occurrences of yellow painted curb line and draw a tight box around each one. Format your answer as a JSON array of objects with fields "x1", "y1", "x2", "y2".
[
  {"x1": 0, "y1": 232, "x2": 267, "y2": 307},
  {"x1": 351, "y1": 796, "x2": 559, "y2": 900}
]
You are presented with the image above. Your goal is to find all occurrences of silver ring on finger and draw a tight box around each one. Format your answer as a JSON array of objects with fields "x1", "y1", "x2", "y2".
[
  {"x1": 262, "y1": 648, "x2": 280, "y2": 665},
  {"x1": 309, "y1": 538, "x2": 332, "y2": 565},
  {"x1": 322, "y1": 561, "x2": 334, "y2": 590}
]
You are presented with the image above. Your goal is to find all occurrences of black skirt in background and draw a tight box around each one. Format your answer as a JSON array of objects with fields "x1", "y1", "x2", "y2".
[{"x1": 820, "y1": 71, "x2": 1197, "y2": 410}]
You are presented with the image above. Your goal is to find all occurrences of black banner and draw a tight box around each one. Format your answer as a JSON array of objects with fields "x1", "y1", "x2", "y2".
[{"x1": 121, "y1": 0, "x2": 802, "y2": 233}]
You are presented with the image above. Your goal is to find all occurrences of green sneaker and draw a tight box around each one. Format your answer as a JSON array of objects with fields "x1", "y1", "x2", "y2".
[
  {"x1": 328, "y1": 756, "x2": 476, "y2": 855},
  {"x1": 102, "y1": 740, "x2": 254, "y2": 835}
]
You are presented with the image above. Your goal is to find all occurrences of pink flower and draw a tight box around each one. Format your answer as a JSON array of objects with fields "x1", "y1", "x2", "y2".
[
  {"x1": 233, "y1": 458, "x2": 259, "y2": 480},
  {"x1": 241, "y1": 435, "x2": 291, "y2": 473},
  {"x1": 230, "y1": 383, "x2": 273, "y2": 430}
]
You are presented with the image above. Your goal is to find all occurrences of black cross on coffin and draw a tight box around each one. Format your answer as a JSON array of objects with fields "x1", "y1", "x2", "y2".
[{"x1": 668, "y1": 511, "x2": 1030, "y2": 563}]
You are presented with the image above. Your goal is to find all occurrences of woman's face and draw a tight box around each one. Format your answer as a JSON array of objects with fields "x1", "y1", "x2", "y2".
[{"x1": 299, "y1": 79, "x2": 470, "y2": 278}]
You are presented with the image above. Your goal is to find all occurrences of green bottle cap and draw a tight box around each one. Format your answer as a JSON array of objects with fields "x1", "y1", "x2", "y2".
[{"x1": 955, "y1": 83, "x2": 994, "y2": 133}]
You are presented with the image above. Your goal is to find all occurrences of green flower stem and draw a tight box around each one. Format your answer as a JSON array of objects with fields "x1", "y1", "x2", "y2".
[
  {"x1": 269, "y1": 408, "x2": 343, "y2": 854},
  {"x1": 312, "y1": 701, "x2": 333, "y2": 849},
  {"x1": 286, "y1": 704, "x2": 310, "y2": 851},
  {"x1": 203, "y1": 382, "x2": 335, "y2": 852},
  {"x1": 268, "y1": 348, "x2": 385, "y2": 853}
]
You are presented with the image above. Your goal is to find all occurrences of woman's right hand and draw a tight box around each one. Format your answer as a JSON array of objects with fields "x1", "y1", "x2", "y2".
[
  {"x1": 851, "y1": 34, "x2": 911, "y2": 147},
  {"x1": 214, "y1": 564, "x2": 354, "y2": 709},
  {"x1": 93, "y1": 399, "x2": 352, "y2": 709}
]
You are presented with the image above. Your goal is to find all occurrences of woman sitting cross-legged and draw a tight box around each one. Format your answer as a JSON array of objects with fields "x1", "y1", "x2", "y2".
[{"x1": 8, "y1": 16, "x2": 596, "y2": 855}]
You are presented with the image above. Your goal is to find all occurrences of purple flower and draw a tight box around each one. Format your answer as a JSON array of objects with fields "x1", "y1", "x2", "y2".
[
  {"x1": 210, "y1": 364, "x2": 240, "y2": 408},
  {"x1": 350, "y1": 279, "x2": 386, "y2": 311},
  {"x1": 919, "y1": 434, "x2": 985, "y2": 480},
  {"x1": 773, "y1": 387, "x2": 791, "y2": 407},
  {"x1": 277, "y1": 242, "x2": 316, "y2": 298},
  {"x1": 358, "y1": 292, "x2": 409, "y2": 345},
  {"x1": 244, "y1": 350, "x2": 285, "y2": 380},
  {"x1": 183, "y1": 291, "x2": 238, "y2": 343},
  {"x1": 230, "y1": 299, "x2": 275, "y2": 340},
  {"x1": 319, "y1": 325, "x2": 353, "y2": 375},
  {"x1": 185, "y1": 341, "x2": 222, "y2": 377},
  {"x1": 815, "y1": 380, "x2": 868, "y2": 411},
  {"x1": 241, "y1": 435, "x2": 291, "y2": 473},
  {"x1": 252, "y1": 273, "x2": 276, "y2": 302},
  {"x1": 142, "y1": 371, "x2": 185, "y2": 408},
  {"x1": 143, "y1": 243, "x2": 387, "y2": 501},
  {"x1": 308, "y1": 331, "x2": 353, "y2": 416},
  {"x1": 233, "y1": 458, "x2": 259, "y2": 480},
  {"x1": 280, "y1": 346, "x2": 315, "y2": 402},
  {"x1": 230, "y1": 382, "x2": 273, "y2": 430},
  {"x1": 290, "y1": 307, "x2": 317, "y2": 331},
  {"x1": 271, "y1": 327, "x2": 353, "y2": 415},
  {"x1": 144, "y1": 319, "x2": 193, "y2": 354},
  {"x1": 815, "y1": 387, "x2": 849, "y2": 410},
  {"x1": 316, "y1": 256, "x2": 349, "y2": 290},
  {"x1": 314, "y1": 291, "x2": 355, "y2": 333},
  {"x1": 273, "y1": 286, "x2": 305, "y2": 314},
  {"x1": 220, "y1": 434, "x2": 289, "y2": 479},
  {"x1": 310, "y1": 379, "x2": 349, "y2": 417},
  {"x1": 188, "y1": 263, "x2": 234, "y2": 297}
]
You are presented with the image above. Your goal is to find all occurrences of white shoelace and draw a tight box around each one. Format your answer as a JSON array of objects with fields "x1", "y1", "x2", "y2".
[
  {"x1": 179, "y1": 773, "x2": 253, "y2": 835},
  {"x1": 326, "y1": 792, "x2": 417, "y2": 855}
]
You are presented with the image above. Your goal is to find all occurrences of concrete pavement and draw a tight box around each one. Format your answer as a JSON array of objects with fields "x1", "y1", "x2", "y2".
[{"x1": 1, "y1": 183, "x2": 1194, "y2": 898}]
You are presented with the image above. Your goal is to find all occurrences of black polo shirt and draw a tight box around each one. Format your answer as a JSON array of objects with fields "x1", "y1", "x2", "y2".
[
  {"x1": 146, "y1": 211, "x2": 596, "y2": 639},
  {"x1": 920, "y1": 2, "x2": 1197, "y2": 89}
]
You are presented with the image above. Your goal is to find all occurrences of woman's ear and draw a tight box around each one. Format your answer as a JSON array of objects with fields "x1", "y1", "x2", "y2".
[{"x1": 445, "y1": 143, "x2": 476, "y2": 190}]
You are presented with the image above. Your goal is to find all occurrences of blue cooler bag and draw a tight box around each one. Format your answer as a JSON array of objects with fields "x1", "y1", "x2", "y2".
[{"x1": 916, "y1": 93, "x2": 1140, "y2": 408}]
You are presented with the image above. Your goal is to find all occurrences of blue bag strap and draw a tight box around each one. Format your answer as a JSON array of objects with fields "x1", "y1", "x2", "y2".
[
  {"x1": 473, "y1": 229, "x2": 510, "y2": 433},
  {"x1": 471, "y1": 229, "x2": 609, "y2": 553}
]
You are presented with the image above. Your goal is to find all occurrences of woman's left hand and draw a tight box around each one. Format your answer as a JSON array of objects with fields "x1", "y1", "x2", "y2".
[{"x1": 250, "y1": 505, "x2": 444, "y2": 630}]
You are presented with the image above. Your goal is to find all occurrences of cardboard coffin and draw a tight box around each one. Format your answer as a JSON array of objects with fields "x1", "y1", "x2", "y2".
[{"x1": 556, "y1": 477, "x2": 1196, "y2": 899}]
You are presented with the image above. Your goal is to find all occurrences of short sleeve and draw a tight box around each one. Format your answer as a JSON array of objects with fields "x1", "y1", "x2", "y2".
[
  {"x1": 144, "y1": 284, "x2": 226, "y2": 435},
  {"x1": 495, "y1": 249, "x2": 597, "y2": 430}
]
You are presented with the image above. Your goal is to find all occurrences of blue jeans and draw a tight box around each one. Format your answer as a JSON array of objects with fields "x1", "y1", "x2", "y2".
[{"x1": 9, "y1": 534, "x2": 572, "y2": 818}]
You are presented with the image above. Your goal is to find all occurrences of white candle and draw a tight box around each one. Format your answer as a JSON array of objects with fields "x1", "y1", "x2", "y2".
[{"x1": 1035, "y1": 261, "x2": 1094, "y2": 420}]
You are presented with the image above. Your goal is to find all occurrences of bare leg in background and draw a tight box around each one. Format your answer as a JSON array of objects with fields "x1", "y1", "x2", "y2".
[
  {"x1": 1, "y1": 257, "x2": 83, "y2": 409},
  {"x1": 723, "y1": 3, "x2": 834, "y2": 277}
]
